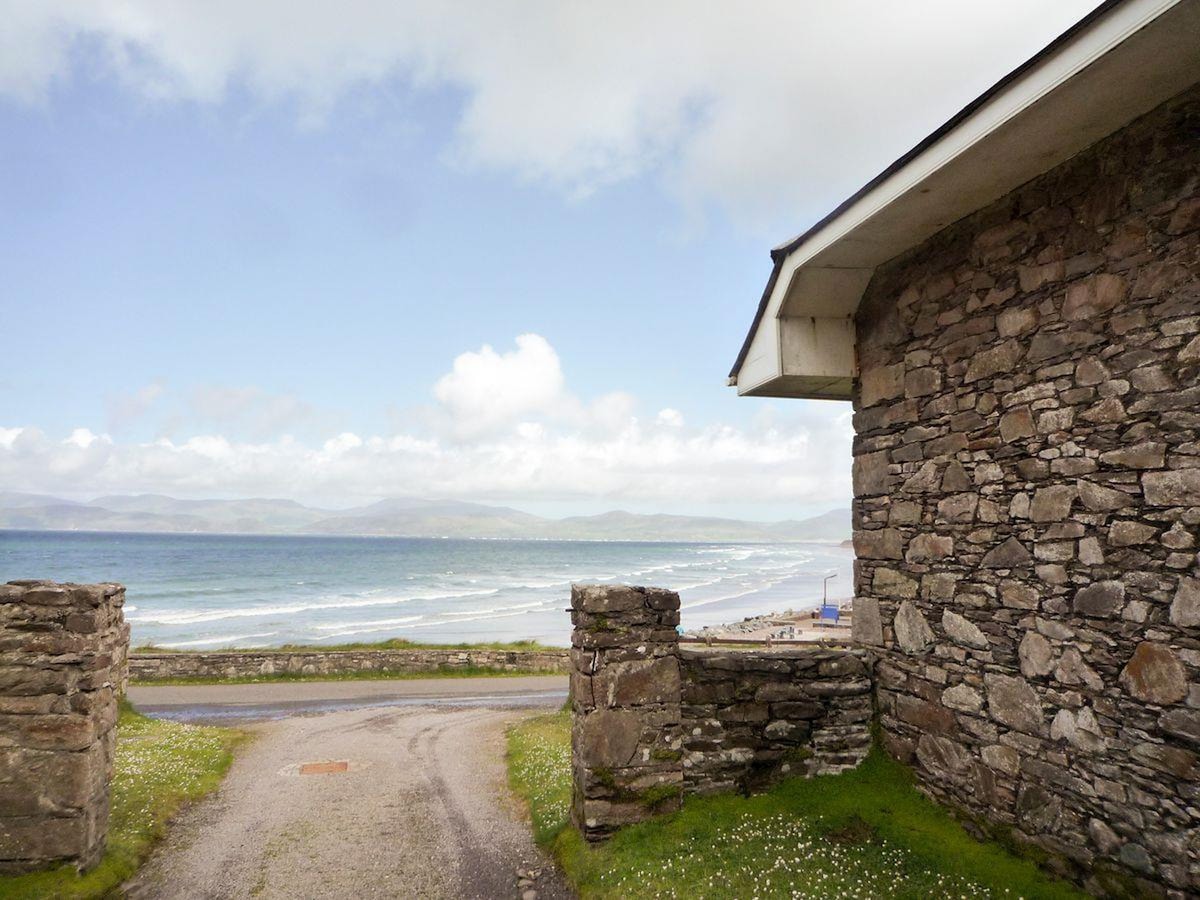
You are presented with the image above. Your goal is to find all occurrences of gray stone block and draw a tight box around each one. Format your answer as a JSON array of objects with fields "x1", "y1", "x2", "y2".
[{"x1": 0, "y1": 581, "x2": 127, "y2": 873}]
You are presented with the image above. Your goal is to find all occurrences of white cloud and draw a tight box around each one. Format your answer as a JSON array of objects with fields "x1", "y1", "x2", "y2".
[
  {"x1": 65, "y1": 427, "x2": 101, "y2": 449},
  {"x1": 0, "y1": 1, "x2": 1100, "y2": 224},
  {"x1": 102, "y1": 381, "x2": 333, "y2": 439},
  {"x1": 433, "y1": 333, "x2": 570, "y2": 438},
  {"x1": 0, "y1": 412, "x2": 853, "y2": 510},
  {"x1": 106, "y1": 380, "x2": 166, "y2": 430},
  {"x1": 431, "y1": 333, "x2": 640, "y2": 441},
  {"x1": 187, "y1": 384, "x2": 330, "y2": 438},
  {"x1": 323, "y1": 432, "x2": 363, "y2": 454},
  {"x1": 656, "y1": 408, "x2": 684, "y2": 428},
  {"x1": 0, "y1": 335, "x2": 853, "y2": 512}
]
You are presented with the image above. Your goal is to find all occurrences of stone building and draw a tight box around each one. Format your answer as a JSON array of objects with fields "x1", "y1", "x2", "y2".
[{"x1": 729, "y1": 0, "x2": 1200, "y2": 893}]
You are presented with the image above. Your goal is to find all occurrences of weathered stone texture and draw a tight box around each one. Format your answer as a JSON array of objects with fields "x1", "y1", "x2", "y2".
[
  {"x1": 853, "y1": 85, "x2": 1200, "y2": 894},
  {"x1": 570, "y1": 585, "x2": 872, "y2": 840},
  {"x1": 129, "y1": 647, "x2": 568, "y2": 681},
  {"x1": 0, "y1": 580, "x2": 129, "y2": 873},
  {"x1": 679, "y1": 646, "x2": 872, "y2": 796},
  {"x1": 570, "y1": 584, "x2": 683, "y2": 840}
]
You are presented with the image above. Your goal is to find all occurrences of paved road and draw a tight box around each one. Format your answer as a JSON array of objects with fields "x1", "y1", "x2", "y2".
[
  {"x1": 126, "y1": 696, "x2": 574, "y2": 899},
  {"x1": 129, "y1": 674, "x2": 568, "y2": 723}
]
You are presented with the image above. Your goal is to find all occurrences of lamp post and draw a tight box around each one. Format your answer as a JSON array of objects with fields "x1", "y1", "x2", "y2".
[{"x1": 823, "y1": 573, "x2": 837, "y2": 605}]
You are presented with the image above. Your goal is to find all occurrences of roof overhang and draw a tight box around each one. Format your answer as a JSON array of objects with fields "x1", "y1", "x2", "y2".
[{"x1": 729, "y1": 0, "x2": 1200, "y2": 400}]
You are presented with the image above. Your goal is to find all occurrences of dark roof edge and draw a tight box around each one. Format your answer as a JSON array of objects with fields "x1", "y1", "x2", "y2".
[
  {"x1": 727, "y1": 256, "x2": 784, "y2": 381},
  {"x1": 729, "y1": 0, "x2": 1127, "y2": 381}
]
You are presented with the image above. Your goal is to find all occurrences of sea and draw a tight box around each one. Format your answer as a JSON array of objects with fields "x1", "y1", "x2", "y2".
[{"x1": 0, "y1": 530, "x2": 854, "y2": 649}]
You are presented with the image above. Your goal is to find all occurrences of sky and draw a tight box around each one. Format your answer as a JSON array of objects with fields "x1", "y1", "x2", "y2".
[{"x1": 0, "y1": 1, "x2": 1100, "y2": 520}]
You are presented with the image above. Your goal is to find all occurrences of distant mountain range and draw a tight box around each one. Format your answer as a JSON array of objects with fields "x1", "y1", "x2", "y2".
[{"x1": 0, "y1": 492, "x2": 850, "y2": 543}]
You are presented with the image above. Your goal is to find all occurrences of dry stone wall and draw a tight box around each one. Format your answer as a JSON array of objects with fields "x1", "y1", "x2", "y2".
[
  {"x1": 851, "y1": 84, "x2": 1200, "y2": 895},
  {"x1": 0, "y1": 580, "x2": 129, "y2": 873},
  {"x1": 129, "y1": 647, "x2": 568, "y2": 681},
  {"x1": 569, "y1": 584, "x2": 873, "y2": 840},
  {"x1": 680, "y1": 647, "x2": 872, "y2": 795},
  {"x1": 570, "y1": 584, "x2": 683, "y2": 840}
]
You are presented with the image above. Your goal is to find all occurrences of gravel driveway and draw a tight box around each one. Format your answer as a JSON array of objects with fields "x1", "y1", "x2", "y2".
[{"x1": 124, "y1": 703, "x2": 573, "y2": 899}]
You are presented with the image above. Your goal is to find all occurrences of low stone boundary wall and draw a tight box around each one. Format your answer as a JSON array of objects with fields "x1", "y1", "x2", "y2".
[
  {"x1": 0, "y1": 580, "x2": 129, "y2": 873},
  {"x1": 569, "y1": 584, "x2": 874, "y2": 840},
  {"x1": 129, "y1": 647, "x2": 569, "y2": 681},
  {"x1": 681, "y1": 646, "x2": 873, "y2": 796}
]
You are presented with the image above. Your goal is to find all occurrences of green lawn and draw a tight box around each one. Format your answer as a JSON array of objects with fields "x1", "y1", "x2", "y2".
[
  {"x1": 506, "y1": 710, "x2": 1085, "y2": 900},
  {"x1": 0, "y1": 703, "x2": 244, "y2": 900}
]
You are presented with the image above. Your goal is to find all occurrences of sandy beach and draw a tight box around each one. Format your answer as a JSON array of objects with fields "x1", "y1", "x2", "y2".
[{"x1": 685, "y1": 601, "x2": 853, "y2": 644}]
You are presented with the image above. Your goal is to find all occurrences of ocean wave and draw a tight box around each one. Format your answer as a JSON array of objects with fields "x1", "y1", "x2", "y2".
[
  {"x1": 747, "y1": 559, "x2": 813, "y2": 571},
  {"x1": 486, "y1": 577, "x2": 572, "y2": 591},
  {"x1": 158, "y1": 632, "x2": 278, "y2": 648},
  {"x1": 683, "y1": 563, "x2": 842, "y2": 609},
  {"x1": 395, "y1": 572, "x2": 573, "y2": 592},
  {"x1": 319, "y1": 607, "x2": 539, "y2": 638},
  {"x1": 441, "y1": 601, "x2": 544, "y2": 617},
  {"x1": 311, "y1": 615, "x2": 423, "y2": 631},
  {"x1": 134, "y1": 584, "x2": 255, "y2": 599},
  {"x1": 725, "y1": 549, "x2": 767, "y2": 561},
  {"x1": 678, "y1": 572, "x2": 798, "y2": 610},
  {"x1": 675, "y1": 562, "x2": 811, "y2": 592},
  {"x1": 409, "y1": 609, "x2": 536, "y2": 628},
  {"x1": 679, "y1": 587, "x2": 763, "y2": 610},
  {"x1": 676, "y1": 576, "x2": 728, "y2": 592},
  {"x1": 515, "y1": 577, "x2": 575, "y2": 589},
  {"x1": 126, "y1": 587, "x2": 500, "y2": 626},
  {"x1": 623, "y1": 562, "x2": 679, "y2": 577}
]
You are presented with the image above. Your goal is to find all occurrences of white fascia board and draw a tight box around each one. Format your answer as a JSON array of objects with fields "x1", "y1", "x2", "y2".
[
  {"x1": 734, "y1": 314, "x2": 782, "y2": 395},
  {"x1": 735, "y1": 316, "x2": 857, "y2": 397}
]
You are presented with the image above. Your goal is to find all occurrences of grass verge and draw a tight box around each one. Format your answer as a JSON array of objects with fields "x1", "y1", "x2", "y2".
[
  {"x1": 0, "y1": 702, "x2": 245, "y2": 900},
  {"x1": 506, "y1": 709, "x2": 1085, "y2": 899},
  {"x1": 132, "y1": 664, "x2": 561, "y2": 686}
]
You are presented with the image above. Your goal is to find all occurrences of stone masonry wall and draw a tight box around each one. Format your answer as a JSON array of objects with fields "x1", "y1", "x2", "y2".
[
  {"x1": 0, "y1": 581, "x2": 130, "y2": 873},
  {"x1": 851, "y1": 84, "x2": 1200, "y2": 895},
  {"x1": 680, "y1": 647, "x2": 872, "y2": 795},
  {"x1": 570, "y1": 584, "x2": 683, "y2": 840},
  {"x1": 129, "y1": 647, "x2": 568, "y2": 681},
  {"x1": 570, "y1": 584, "x2": 873, "y2": 840}
]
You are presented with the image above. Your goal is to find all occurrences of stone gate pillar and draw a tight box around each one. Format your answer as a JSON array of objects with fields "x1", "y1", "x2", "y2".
[
  {"x1": 569, "y1": 584, "x2": 682, "y2": 840},
  {"x1": 0, "y1": 580, "x2": 130, "y2": 873}
]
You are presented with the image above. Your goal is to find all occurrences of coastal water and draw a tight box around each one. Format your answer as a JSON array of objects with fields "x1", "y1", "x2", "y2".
[{"x1": 0, "y1": 530, "x2": 854, "y2": 649}]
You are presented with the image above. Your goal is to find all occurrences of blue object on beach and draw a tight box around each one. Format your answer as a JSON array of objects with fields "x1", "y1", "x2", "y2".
[{"x1": 819, "y1": 604, "x2": 840, "y2": 625}]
